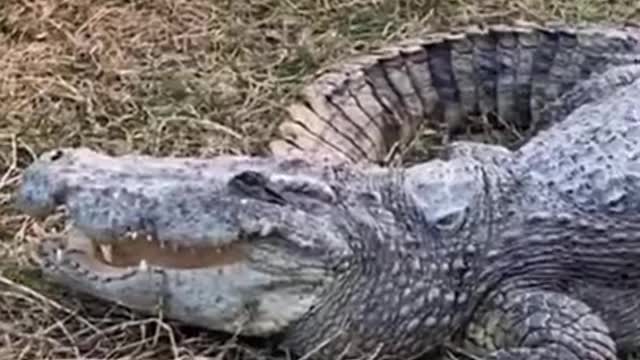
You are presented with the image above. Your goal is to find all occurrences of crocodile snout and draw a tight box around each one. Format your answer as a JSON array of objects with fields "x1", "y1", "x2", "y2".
[
  {"x1": 16, "y1": 148, "x2": 72, "y2": 218},
  {"x1": 15, "y1": 147, "x2": 293, "y2": 250},
  {"x1": 16, "y1": 147, "x2": 348, "y2": 267}
]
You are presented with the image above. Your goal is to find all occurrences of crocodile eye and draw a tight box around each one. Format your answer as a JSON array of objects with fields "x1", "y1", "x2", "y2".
[
  {"x1": 436, "y1": 213, "x2": 457, "y2": 227},
  {"x1": 231, "y1": 171, "x2": 267, "y2": 188},
  {"x1": 274, "y1": 176, "x2": 336, "y2": 204},
  {"x1": 229, "y1": 171, "x2": 287, "y2": 205},
  {"x1": 434, "y1": 209, "x2": 467, "y2": 232}
]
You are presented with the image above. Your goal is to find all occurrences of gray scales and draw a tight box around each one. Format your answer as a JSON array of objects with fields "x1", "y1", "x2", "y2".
[{"x1": 14, "y1": 21, "x2": 640, "y2": 359}]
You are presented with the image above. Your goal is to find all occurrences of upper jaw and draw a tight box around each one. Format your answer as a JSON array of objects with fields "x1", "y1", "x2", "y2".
[
  {"x1": 16, "y1": 147, "x2": 294, "y2": 220},
  {"x1": 16, "y1": 147, "x2": 316, "y2": 246},
  {"x1": 17, "y1": 147, "x2": 354, "y2": 272}
]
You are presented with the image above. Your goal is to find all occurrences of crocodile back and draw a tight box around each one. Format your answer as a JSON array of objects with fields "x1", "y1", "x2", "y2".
[
  {"x1": 515, "y1": 68, "x2": 640, "y2": 222},
  {"x1": 270, "y1": 22, "x2": 640, "y2": 164}
]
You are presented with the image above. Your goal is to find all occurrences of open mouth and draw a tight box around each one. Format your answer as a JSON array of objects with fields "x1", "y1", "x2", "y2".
[{"x1": 58, "y1": 227, "x2": 249, "y2": 270}]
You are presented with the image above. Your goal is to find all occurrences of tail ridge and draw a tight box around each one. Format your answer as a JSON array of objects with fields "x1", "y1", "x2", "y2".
[{"x1": 271, "y1": 21, "x2": 640, "y2": 164}]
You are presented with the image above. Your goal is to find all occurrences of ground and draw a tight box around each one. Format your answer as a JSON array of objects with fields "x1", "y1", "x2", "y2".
[{"x1": 1, "y1": 0, "x2": 640, "y2": 359}]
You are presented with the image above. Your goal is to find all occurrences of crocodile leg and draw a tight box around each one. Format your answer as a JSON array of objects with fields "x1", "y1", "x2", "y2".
[
  {"x1": 569, "y1": 285, "x2": 640, "y2": 354},
  {"x1": 462, "y1": 289, "x2": 617, "y2": 360}
]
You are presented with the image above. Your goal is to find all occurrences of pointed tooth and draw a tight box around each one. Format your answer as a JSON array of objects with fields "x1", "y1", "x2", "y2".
[
  {"x1": 260, "y1": 223, "x2": 277, "y2": 237},
  {"x1": 138, "y1": 259, "x2": 149, "y2": 271},
  {"x1": 146, "y1": 234, "x2": 153, "y2": 242},
  {"x1": 55, "y1": 248, "x2": 63, "y2": 262},
  {"x1": 100, "y1": 244, "x2": 113, "y2": 263},
  {"x1": 131, "y1": 231, "x2": 139, "y2": 240},
  {"x1": 172, "y1": 242, "x2": 180, "y2": 252}
]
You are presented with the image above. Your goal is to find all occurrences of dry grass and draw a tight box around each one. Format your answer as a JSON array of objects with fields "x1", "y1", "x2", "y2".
[{"x1": 1, "y1": 0, "x2": 640, "y2": 359}]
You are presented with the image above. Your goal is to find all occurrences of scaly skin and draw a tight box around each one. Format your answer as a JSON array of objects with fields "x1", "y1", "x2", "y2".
[
  {"x1": 14, "y1": 22, "x2": 640, "y2": 359},
  {"x1": 273, "y1": 21, "x2": 640, "y2": 163}
]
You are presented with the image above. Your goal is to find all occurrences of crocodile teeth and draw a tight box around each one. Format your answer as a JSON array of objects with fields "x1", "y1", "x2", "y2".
[
  {"x1": 55, "y1": 248, "x2": 63, "y2": 263},
  {"x1": 100, "y1": 244, "x2": 113, "y2": 263},
  {"x1": 260, "y1": 222, "x2": 277, "y2": 237},
  {"x1": 138, "y1": 259, "x2": 149, "y2": 271}
]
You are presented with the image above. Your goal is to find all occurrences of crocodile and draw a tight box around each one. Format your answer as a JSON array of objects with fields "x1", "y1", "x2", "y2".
[{"x1": 14, "y1": 21, "x2": 640, "y2": 359}]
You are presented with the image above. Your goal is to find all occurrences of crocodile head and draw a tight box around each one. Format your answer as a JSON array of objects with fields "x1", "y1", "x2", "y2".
[{"x1": 16, "y1": 148, "x2": 369, "y2": 337}]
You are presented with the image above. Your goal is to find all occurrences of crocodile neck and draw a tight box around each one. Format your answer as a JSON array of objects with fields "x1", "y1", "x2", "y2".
[{"x1": 280, "y1": 155, "x2": 515, "y2": 358}]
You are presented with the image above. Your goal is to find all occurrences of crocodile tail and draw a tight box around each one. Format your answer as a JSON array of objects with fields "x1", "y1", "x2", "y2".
[{"x1": 269, "y1": 21, "x2": 640, "y2": 164}]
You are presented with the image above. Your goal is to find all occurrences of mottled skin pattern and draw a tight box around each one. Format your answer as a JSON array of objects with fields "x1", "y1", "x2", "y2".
[{"x1": 14, "y1": 22, "x2": 640, "y2": 360}]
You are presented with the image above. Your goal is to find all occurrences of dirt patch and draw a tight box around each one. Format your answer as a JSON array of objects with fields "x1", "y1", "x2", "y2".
[{"x1": 1, "y1": 0, "x2": 639, "y2": 359}]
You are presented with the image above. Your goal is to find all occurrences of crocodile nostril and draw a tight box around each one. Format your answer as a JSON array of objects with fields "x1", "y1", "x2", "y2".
[{"x1": 49, "y1": 150, "x2": 64, "y2": 161}]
